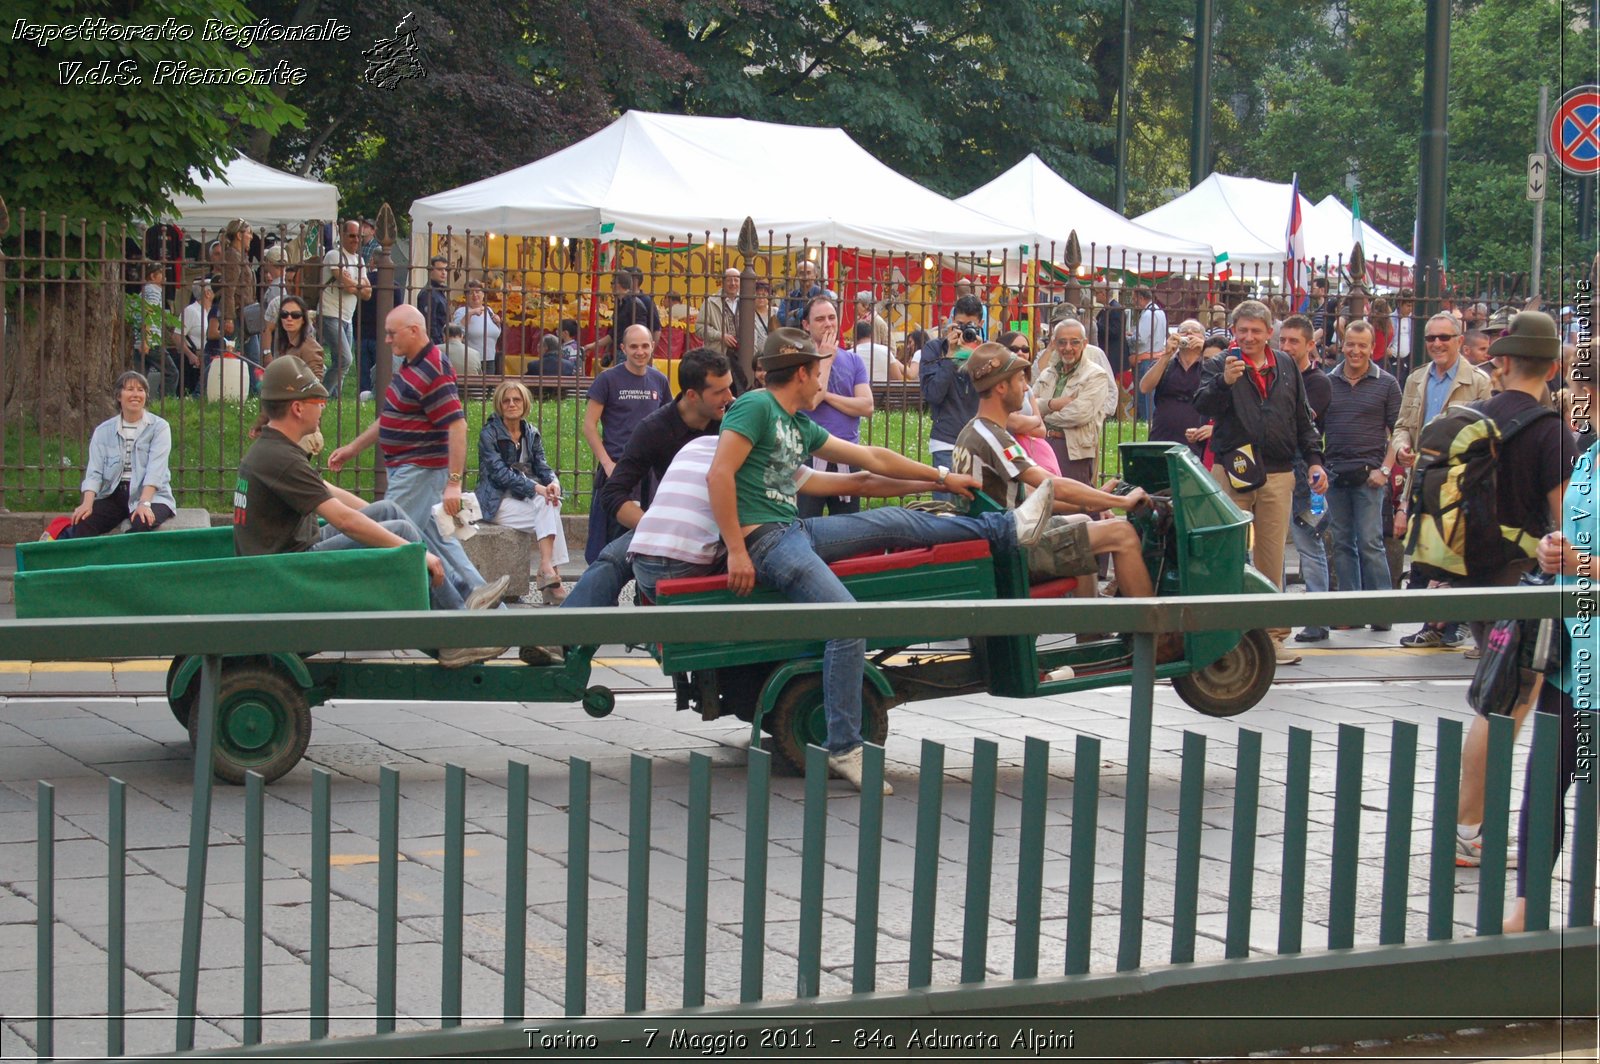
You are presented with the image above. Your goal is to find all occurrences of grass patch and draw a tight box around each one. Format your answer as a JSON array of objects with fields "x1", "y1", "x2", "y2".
[{"x1": 5, "y1": 391, "x2": 1148, "y2": 513}]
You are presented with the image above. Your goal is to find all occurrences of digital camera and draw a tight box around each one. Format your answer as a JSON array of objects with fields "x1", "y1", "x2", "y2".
[{"x1": 959, "y1": 323, "x2": 982, "y2": 343}]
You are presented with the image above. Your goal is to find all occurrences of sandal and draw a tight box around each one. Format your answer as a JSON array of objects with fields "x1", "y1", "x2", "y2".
[{"x1": 538, "y1": 577, "x2": 568, "y2": 606}]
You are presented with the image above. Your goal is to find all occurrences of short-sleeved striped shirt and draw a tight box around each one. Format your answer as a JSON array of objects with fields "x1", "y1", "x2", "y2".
[{"x1": 379, "y1": 344, "x2": 464, "y2": 469}]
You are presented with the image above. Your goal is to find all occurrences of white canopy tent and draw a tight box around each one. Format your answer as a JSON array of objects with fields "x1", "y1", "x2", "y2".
[
  {"x1": 408, "y1": 110, "x2": 1033, "y2": 253},
  {"x1": 957, "y1": 153, "x2": 1215, "y2": 268},
  {"x1": 164, "y1": 155, "x2": 340, "y2": 231},
  {"x1": 1132, "y1": 174, "x2": 1416, "y2": 283}
]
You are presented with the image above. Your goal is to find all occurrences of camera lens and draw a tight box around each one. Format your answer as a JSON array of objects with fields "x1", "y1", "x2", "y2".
[{"x1": 960, "y1": 324, "x2": 981, "y2": 342}]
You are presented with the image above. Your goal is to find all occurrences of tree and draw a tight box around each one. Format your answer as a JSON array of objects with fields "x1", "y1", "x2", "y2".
[
  {"x1": 1240, "y1": 0, "x2": 1593, "y2": 281},
  {"x1": 0, "y1": 0, "x2": 301, "y2": 436},
  {"x1": 0, "y1": 0, "x2": 299, "y2": 224}
]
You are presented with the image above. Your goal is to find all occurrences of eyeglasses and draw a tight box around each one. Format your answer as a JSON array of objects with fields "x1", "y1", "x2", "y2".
[
  {"x1": 281, "y1": 311, "x2": 304, "y2": 320},
  {"x1": 1423, "y1": 333, "x2": 1458, "y2": 343},
  {"x1": 1009, "y1": 345, "x2": 1030, "y2": 354}
]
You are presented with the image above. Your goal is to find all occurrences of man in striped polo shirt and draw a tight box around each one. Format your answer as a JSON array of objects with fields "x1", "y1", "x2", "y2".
[{"x1": 329, "y1": 305, "x2": 504, "y2": 608}]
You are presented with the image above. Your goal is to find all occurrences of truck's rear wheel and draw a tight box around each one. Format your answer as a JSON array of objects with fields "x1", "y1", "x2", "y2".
[
  {"x1": 1172, "y1": 628, "x2": 1275, "y2": 718},
  {"x1": 765, "y1": 675, "x2": 888, "y2": 776}
]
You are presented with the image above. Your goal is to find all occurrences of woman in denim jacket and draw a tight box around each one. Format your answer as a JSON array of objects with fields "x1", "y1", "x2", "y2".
[
  {"x1": 475, "y1": 380, "x2": 568, "y2": 603},
  {"x1": 61, "y1": 371, "x2": 177, "y2": 538}
]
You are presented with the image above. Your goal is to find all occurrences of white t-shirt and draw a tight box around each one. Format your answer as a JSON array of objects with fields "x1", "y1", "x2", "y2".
[
  {"x1": 855, "y1": 341, "x2": 894, "y2": 382},
  {"x1": 117, "y1": 415, "x2": 147, "y2": 483},
  {"x1": 319, "y1": 248, "x2": 365, "y2": 323},
  {"x1": 182, "y1": 301, "x2": 209, "y2": 352},
  {"x1": 630, "y1": 437, "x2": 810, "y2": 564}
]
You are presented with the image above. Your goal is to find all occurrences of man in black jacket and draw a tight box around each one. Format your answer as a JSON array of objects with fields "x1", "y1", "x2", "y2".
[
  {"x1": 560, "y1": 348, "x2": 734, "y2": 607},
  {"x1": 416, "y1": 256, "x2": 451, "y2": 346},
  {"x1": 1194, "y1": 299, "x2": 1329, "y2": 666}
]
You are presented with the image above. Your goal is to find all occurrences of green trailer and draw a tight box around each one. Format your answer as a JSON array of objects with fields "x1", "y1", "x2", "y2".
[{"x1": 13, "y1": 527, "x2": 611, "y2": 783}]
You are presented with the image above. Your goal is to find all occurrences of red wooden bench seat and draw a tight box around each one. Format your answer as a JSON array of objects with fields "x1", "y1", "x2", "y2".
[{"x1": 653, "y1": 539, "x2": 993, "y2": 598}]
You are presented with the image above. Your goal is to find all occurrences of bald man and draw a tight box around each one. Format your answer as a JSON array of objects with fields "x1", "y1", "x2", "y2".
[
  {"x1": 328, "y1": 305, "x2": 499, "y2": 606},
  {"x1": 582, "y1": 322, "x2": 671, "y2": 561}
]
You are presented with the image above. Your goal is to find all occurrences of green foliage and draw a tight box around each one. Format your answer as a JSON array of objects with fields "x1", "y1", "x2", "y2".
[
  {"x1": 1240, "y1": 0, "x2": 1594, "y2": 278},
  {"x1": 0, "y1": 0, "x2": 301, "y2": 224}
]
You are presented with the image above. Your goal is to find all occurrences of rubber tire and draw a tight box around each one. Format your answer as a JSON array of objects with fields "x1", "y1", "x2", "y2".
[
  {"x1": 166, "y1": 656, "x2": 197, "y2": 733},
  {"x1": 187, "y1": 662, "x2": 312, "y2": 785},
  {"x1": 1172, "y1": 628, "x2": 1275, "y2": 718},
  {"x1": 764, "y1": 674, "x2": 889, "y2": 777},
  {"x1": 582, "y1": 686, "x2": 616, "y2": 718}
]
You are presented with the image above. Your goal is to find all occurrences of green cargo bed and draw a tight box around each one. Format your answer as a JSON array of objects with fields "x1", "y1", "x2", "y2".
[{"x1": 14, "y1": 528, "x2": 430, "y2": 619}]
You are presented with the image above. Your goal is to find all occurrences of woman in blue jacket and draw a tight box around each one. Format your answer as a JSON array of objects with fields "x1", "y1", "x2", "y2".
[
  {"x1": 475, "y1": 380, "x2": 568, "y2": 603},
  {"x1": 62, "y1": 371, "x2": 176, "y2": 538}
]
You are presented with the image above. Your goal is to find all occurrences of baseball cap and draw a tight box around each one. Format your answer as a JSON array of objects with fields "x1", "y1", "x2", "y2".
[{"x1": 260, "y1": 356, "x2": 331, "y2": 401}]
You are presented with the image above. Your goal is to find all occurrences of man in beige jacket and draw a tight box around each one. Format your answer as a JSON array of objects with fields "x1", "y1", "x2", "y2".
[
  {"x1": 1392, "y1": 311, "x2": 1492, "y2": 650},
  {"x1": 1033, "y1": 318, "x2": 1114, "y2": 484}
]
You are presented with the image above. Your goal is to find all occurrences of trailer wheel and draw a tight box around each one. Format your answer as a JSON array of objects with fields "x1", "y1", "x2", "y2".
[
  {"x1": 582, "y1": 686, "x2": 616, "y2": 718},
  {"x1": 765, "y1": 675, "x2": 889, "y2": 776},
  {"x1": 1173, "y1": 628, "x2": 1275, "y2": 718},
  {"x1": 188, "y1": 662, "x2": 312, "y2": 785},
  {"x1": 166, "y1": 656, "x2": 197, "y2": 732}
]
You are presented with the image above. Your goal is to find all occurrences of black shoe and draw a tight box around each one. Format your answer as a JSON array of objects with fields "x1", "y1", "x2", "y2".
[
  {"x1": 1370, "y1": 623, "x2": 1392, "y2": 632},
  {"x1": 1295, "y1": 627, "x2": 1329, "y2": 643}
]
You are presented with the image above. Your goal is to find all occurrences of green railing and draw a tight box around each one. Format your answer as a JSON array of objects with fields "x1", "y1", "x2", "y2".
[{"x1": 1, "y1": 588, "x2": 1594, "y2": 1060}]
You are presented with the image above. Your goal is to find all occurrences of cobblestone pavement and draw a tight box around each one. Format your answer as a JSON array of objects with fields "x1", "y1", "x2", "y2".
[{"x1": 0, "y1": 635, "x2": 1583, "y2": 1059}]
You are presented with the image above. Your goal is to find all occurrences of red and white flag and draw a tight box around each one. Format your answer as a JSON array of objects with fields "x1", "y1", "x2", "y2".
[{"x1": 1286, "y1": 173, "x2": 1311, "y2": 304}]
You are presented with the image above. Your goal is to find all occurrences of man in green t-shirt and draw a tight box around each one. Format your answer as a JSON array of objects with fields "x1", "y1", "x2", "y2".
[{"x1": 707, "y1": 329, "x2": 982, "y2": 793}]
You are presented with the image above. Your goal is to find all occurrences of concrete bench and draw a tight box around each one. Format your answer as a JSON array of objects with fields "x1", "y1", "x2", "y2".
[
  {"x1": 461, "y1": 523, "x2": 534, "y2": 602},
  {"x1": 111, "y1": 507, "x2": 212, "y2": 535}
]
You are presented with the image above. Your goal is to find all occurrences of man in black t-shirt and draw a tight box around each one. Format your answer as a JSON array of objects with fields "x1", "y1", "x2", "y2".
[
  {"x1": 1451, "y1": 312, "x2": 1578, "y2": 867},
  {"x1": 234, "y1": 357, "x2": 508, "y2": 665}
]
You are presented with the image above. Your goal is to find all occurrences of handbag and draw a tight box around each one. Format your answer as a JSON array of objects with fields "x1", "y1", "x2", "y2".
[
  {"x1": 241, "y1": 302, "x2": 264, "y2": 336},
  {"x1": 1217, "y1": 444, "x2": 1266, "y2": 492},
  {"x1": 1468, "y1": 617, "x2": 1527, "y2": 716}
]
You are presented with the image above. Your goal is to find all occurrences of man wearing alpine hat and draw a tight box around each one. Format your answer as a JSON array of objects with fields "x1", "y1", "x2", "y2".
[{"x1": 233, "y1": 356, "x2": 508, "y2": 667}]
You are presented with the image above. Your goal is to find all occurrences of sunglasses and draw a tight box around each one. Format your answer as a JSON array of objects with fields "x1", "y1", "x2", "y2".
[
  {"x1": 1423, "y1": 333, "x2": 1457, "y2": 342},
  {"x1": 1009, "y1": 345, "x2": 1030, "y2": 353},
  {"x1": 281, "y1": 311, "x2": 304, "y2": 320}
]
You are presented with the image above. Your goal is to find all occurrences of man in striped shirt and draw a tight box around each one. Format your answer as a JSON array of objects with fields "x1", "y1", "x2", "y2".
[{"x1": 329, "y1": 305, "x2": 500, "y2": 609}]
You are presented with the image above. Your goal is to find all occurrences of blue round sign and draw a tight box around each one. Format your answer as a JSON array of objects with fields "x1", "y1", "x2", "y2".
[{"x1": 1549, "y1": 85, "x2": 1600, "y2": 176}]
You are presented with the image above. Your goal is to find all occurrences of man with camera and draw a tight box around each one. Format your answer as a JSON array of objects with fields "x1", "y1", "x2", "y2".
[
  {"x1": 1194, "y1": 300, "x2": 1328, "y2": 667},
  {"x1": 918, "y1": 294, "x2": 986, "y2": 500}
]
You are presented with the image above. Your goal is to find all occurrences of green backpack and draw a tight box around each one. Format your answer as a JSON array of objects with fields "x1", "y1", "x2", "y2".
[{"x1": 1404, "y1": 403, "x2": 1556, "y2": 578}]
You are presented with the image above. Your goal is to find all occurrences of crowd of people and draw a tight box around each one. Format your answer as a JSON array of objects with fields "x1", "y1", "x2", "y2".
[{"x1": 94, "y1": 228, "x2": 1600, "y2": 921}]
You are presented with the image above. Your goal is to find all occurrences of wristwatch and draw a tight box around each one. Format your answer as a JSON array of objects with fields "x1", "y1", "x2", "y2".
[
  {"x1": 936, "y1": 466, "x2": 949, "y2": 487},
  {"x1": 447, "y1": 472, "x2": 463, "y2": 483},
  {"x1": 1378, "y1": 465, "x2": 1392, "y2": 478}
]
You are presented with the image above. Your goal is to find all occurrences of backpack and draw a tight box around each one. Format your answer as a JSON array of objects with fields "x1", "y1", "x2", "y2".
[{"x1": 1404, "y1": 403, "x2": 1557, "y2": 578}]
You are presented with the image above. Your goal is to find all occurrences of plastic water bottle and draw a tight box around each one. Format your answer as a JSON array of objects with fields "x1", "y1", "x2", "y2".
[{"x1": 1310, "y1": 491, "x2": 1326, "y2": 518}]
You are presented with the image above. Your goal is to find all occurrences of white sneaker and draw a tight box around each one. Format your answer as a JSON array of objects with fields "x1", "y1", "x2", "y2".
[
  {"x1": 1012, "y1": 479, "x2": 1055, "y2": 547},
  {"x1": 438, "y1": 645, "x2": 508, "y2": 668},
  {"x1": 827, "y1": 746, "x2": 892, "y2": 795},
  {"x1": 465, "y1": 574, "x2": 511, "y2": 610},
  {"x1": 358, "y1": 390, "x2": 374, "y2": 403}
]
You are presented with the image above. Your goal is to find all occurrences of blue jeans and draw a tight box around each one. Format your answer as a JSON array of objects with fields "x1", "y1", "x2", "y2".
[
  {"x1": 383, "y1": 463, "x2": 487, "y2": 604},
  {"x1": 359, "y1": 335, "x2": 377, "y2": 394},
  {"x1": 929, "y1": 447, "x2": 954, "y2": 504},
  {"x1": 318, "y1": 315, "x2": 353, "y2": 398},
  {"x1": 1326, "y1": 480, "x2": 1390, "y2": 592},
  {"x1": 632, "y1": 550, "x2": 715, "y2": 602},
  {"x1": 564, "y1": 530, "x2": 634, "y2": 607},
  {"x1": 311, "y1": 498, "x2": 465, "y2": 610}
]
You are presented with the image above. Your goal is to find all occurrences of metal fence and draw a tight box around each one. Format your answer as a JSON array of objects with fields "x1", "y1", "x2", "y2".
[
  {"x1": 2, "y1": 200, "x2": 1589, "y2": 511},
  {"x1": 1, "y1": 588, "x2": 1594, "y2": 1058}
]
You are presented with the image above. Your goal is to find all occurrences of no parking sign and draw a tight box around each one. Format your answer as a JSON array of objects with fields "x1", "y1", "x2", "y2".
[{"x1": 1548, "y1": 84, "x2": 1600, "y2": 176}]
